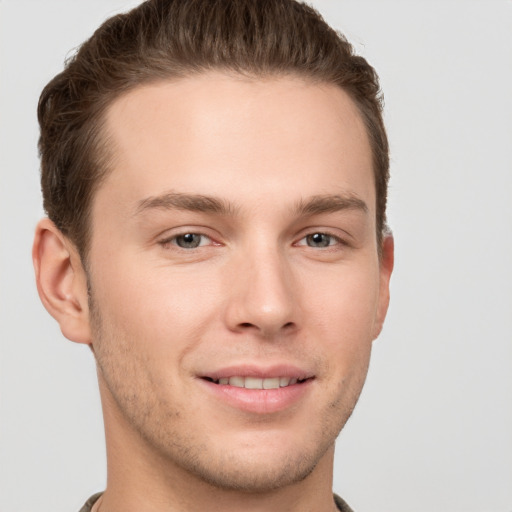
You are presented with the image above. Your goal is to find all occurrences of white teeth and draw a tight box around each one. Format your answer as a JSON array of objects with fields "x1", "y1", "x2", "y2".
[
  {"x1": 263, "y1": 377, "x2": 280, "y2": 389},
  {"x1": 229, "y1": 376, "x2": 245, "y2": 387},
  {"x1": 217, "y1": 376, "x2": 301, "y2": 389},
  {"x1": 244, "y1": 377, "x2": 263, "y2": 389}
]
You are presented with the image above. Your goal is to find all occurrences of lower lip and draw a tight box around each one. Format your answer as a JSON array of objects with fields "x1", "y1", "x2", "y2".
[{"x1": 198, "y1": 378, "x2": 313, "y2": 414}]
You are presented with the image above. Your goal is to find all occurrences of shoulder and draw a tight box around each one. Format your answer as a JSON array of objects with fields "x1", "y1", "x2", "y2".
[
  {"x1": 334, "y1": 493, "x2": 355, "y2": 512},
  {"x1": 78, "y1": 492, "x2": 103, "y2": 512}
]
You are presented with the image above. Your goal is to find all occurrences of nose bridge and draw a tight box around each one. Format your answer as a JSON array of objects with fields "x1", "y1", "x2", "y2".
[{"x1": 225, "y1": 238, "x2": 297, "y2": 336}]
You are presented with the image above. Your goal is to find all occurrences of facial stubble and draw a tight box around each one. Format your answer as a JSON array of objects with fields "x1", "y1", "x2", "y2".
[{"x1": 87, "y1": 280, "x2": 369, "y2": 494}]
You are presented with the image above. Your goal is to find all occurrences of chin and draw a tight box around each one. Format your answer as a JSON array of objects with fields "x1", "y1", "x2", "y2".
[
  {"x1": 142, "y1": 419, "x2": 341, "y2": 494},
  {"x1": 176, "y1": 446, "x2": 325, "y2": 493}
]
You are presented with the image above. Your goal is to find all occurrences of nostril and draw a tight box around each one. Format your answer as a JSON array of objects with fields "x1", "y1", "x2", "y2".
[
  {"x1": 232, "y1": 315, "x2": 297, "y2": 336},
  {"x1": 237, "y1": 321, "x2": 295, "y2": 334}
]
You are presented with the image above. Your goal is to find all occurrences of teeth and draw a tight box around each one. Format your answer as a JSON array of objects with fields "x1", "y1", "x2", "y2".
[
  {"x1": 215, "y1": 376, "x2": 302, "y2": 389},
  {"x1": 244, "y1": 377, "x2": 263, "y2": 389},
  {"x1": 263, "y1": 377, "x2": 280, "y2": 389},
  {"x1": 229, "y1": 376, "x2": 245, "y2": 387}
]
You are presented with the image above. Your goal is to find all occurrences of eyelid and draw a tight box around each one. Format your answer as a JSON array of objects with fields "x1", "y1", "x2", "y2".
[
  {"x1": 157, "y1": 228, "x2": 220, "y2": 248},
  {"x1": 167, "y1": 234, "x2": 212, "y2": 248},
  {"x1": 294, "y1": 229, "x2": 348, "y2": 248}
]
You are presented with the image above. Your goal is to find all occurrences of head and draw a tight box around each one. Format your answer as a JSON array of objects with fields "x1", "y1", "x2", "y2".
[
  {"x1": 38, "y1": 0, "x2": 389, "y2": 262},
  {"x1": 33, "y1": 0, "x2": 393, "y2": 499}
]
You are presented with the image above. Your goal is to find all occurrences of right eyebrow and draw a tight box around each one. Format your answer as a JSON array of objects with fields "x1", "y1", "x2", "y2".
[
  {"x1": 134, "y1": 192, "x2": 238, "y2": 217},
  {"x1": 294, "y1": 193, "x2": 369, "y2": 216}
]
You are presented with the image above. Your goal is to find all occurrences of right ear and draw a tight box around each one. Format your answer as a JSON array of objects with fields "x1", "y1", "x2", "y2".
[{"x1": 32, "y1": 218, "x2": 92, "y2": 344}]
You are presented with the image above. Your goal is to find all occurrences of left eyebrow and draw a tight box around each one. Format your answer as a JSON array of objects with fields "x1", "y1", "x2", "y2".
[
  {"x1": 134, "y1": 192, "x2": 238, "y2": 216},
  {"x1": 294, "y1": 194, "x2": 368, "y2": 216}
]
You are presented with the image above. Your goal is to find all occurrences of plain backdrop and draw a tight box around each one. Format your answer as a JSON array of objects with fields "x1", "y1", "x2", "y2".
[{"x1": 1, "y1": 1, "x2": 511, "y2": 511}]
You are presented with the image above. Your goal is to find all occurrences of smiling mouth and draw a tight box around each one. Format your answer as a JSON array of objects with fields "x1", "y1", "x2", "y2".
[{"x1": 202, "y1": 376, "x2": 311, "y2": 389}]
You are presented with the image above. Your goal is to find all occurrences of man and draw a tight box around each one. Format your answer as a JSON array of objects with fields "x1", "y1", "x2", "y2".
[{"x1": 32, "y1": 0, "x2": 393, "y2": 510}]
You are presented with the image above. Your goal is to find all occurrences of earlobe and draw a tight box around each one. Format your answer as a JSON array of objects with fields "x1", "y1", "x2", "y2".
[
  {"x1": 32, "y1": 218, "x2": 92, "y2": 344},
  {"x1": 373, "y1": 234, "x2": 394, "y2": 340}
]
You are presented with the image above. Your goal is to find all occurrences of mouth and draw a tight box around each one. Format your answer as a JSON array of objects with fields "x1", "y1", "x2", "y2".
[
  {"x1": 198, "y1": 366, "x2": 315, "y2": 413},
  {"x1": 202, "y1": 376, "x2": 311, "y2": 389}
]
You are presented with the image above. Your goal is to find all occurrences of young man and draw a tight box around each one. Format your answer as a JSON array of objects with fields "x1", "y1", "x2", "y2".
[{"x1": 33, "y1": 1, "x2": 393, "y2": 511}]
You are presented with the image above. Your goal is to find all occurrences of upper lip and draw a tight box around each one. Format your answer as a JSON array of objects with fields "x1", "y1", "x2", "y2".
[{"x1": 199, "y1": 364, "x2": 314, "y2": 381}]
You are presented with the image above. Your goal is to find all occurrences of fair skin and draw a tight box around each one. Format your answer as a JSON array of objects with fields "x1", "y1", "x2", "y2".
[{"x1": 33, "y1": 73, "x2": 393, "y2": 512}]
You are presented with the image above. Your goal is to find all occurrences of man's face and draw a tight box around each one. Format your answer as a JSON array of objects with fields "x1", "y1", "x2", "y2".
[{"x1": 87, "y1": 73, "x2": 391, "y2": 491}]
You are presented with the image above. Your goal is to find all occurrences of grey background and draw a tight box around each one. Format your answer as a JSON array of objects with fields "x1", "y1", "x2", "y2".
[{"x1": 1, "y1": 1, "x2": 511, "y2": 511}]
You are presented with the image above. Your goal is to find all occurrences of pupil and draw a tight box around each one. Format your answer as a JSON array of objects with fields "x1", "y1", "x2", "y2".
[
  {"x1": 177, "y1": 233, "x2": 200, "y2": 248},
  {"x1": 308, "y1": 233, "x2": 330, "y2": 247}
]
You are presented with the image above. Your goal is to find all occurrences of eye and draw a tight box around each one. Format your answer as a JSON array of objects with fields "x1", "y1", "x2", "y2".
[
  {"x1": 297, "y1": 232, "x2": 342, "y2": 248},
  {"x1": 162, "y1": 233, "x2": 212, "y2": 249}
]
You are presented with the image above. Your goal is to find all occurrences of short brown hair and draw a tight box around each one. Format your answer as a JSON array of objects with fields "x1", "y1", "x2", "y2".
[{"x1": 38, "y1": 0, "x2": 389, "y2": 259}]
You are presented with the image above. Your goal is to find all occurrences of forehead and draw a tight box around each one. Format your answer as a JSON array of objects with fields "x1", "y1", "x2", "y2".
[{"x1": 97, "y1": 73, "x2": 374, "y2": 217}]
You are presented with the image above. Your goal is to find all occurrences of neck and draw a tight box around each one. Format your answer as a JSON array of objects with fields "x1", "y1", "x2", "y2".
[{"x1": 103, "y1": 439, "x2": 337, "y2": 512}]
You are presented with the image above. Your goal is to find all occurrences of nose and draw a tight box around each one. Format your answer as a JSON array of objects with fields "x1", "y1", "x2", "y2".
[{"x1": 223, "y1": 246, "x2": 299, "y2": 339}]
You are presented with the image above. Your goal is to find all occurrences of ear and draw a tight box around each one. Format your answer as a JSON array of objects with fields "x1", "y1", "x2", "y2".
[
  {"x1": 373, "y1": 234, "x2": 394, "y2": 340},
  {"x1": 32, "y1": 218, "x2": 91, "y2": 344}
]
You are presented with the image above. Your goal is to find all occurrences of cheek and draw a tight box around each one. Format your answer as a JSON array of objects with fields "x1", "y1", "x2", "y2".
[
  {"x1": 303, "y1": 261, "x2": 381, "y2": 342},
  {"x1": 300, "y1": 261, "x2": 379, "y2": 399},
  {"x1": 89, "y1": 255, "x2": 222, "y2": 355}
]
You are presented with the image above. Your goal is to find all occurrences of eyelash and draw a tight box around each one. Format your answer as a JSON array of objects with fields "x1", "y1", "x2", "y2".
[
  {"x1": 159, "y1": 232, "x2": 215, "y2": 249},
  {"x1": 158, "y1": 230, "x2": 347, "y2": 251},
  {"x1": 295, "y1": 232, "x2": 346, "y2": 249}
]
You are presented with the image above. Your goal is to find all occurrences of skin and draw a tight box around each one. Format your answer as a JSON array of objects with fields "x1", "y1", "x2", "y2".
[{"x1": 33, "y1": 73, "x2": 393, "y2": 512}]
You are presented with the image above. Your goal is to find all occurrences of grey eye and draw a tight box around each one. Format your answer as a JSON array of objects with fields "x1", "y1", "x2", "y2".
[
  {"x1": 175, "y1": 233, "x2": 203, "y2": 248},
  {"x1": 306, "y1": 233, "x2": 333, "y2": 248}
]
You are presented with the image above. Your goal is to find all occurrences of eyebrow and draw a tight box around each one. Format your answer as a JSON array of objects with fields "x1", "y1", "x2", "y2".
[
  {"x1": 294, "y1": 194, "x2": 368, "y2": 216},
  {"x1": 135, "y1": 192, "x2": 237, "y2": 216},
  {"x1": 134, "y1": 191, "x2": 367, "y2": 217}
]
